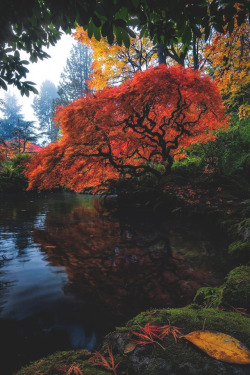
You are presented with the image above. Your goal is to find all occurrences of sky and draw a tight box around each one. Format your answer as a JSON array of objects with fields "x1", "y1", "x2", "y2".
[{"x1": 1, "y1": 33, "x2": 75, "y2": 121}]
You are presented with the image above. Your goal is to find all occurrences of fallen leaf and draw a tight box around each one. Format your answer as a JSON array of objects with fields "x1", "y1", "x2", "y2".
[
  {"x1": 124, "y1": 342, "x2": 136, "y2": 354},
  {"x1": 184, "y1": 330, "x2": 250, "y2": 364}
]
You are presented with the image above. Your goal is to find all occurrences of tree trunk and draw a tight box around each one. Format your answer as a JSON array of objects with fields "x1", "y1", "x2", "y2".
[{"x1": 157, "y1": 43, "x2": 166, "y2": 65}]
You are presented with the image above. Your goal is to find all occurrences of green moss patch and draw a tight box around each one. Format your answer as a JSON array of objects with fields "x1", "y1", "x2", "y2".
[
  {"x1": 15, "y1": 350, "x2": 109, "y2": 375},
  {"x1": 193, "y1": 287, "x2": 223, "y2": 308},
  {"x1": 113, "y1": 306, "x2": 250, "y2": 375},
  {"x1": 222, "y1": 266, "x2": 250, "y2": 311},
  {"x1": 16, "y1": 306, "x2": 250, "y2": 375}
]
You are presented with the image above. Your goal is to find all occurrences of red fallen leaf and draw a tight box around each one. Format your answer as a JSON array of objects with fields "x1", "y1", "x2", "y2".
[{"x1": 129, "y1": 323, "x2": 165, "y2": 350}]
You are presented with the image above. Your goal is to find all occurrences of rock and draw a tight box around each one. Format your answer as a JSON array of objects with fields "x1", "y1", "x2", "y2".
[
  {"x1": 105, "y1": 306, "x2": 250, "y2": 375},
  {"x1": 222, "y1": 266, "x2": 250, "y2": 312},
  {"x1": 16, "y1": 305, "x2": 250, "y2": 375}
]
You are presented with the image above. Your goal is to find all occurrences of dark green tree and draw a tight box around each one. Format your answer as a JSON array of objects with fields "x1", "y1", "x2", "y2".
[
  {"x1": 57, "y1": 43, "x2": 92, "y2": 105},
  {"x1": 32, "y1": 80, "x2": 58, "y2": 143}
]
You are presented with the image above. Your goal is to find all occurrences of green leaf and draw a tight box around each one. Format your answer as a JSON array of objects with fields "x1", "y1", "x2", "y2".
[
  {"x1": 115, "y1": 26, "x2": 123, "y2": 46},
  {"x1": 182, "y1": 26, "x2": 192, "y2": 45},
  {"x1": 0, "y1": 78, "x2": 7, "y2": 90},
  {"x1": 101, "y1": 21, "x2": 110, "y2": 37},
  {"x1": 14, "y1": 50, "x2": 20, "y2": 59},
  {"x1": 92, "y1": 13, "x2": 101, "y2": 27},
  {"x1": 114, "y1": 19, "x2": 127, "y2": 28},
  {"x1": 121, "y1": 28, "x2": 130, "y2": 48},
  {"x1": 126, "y1": 27, "x2": 136, "y2": 38},
  {"x1": 93, "y1": 24, "x2": 101, "y2": 41},
  {"x1": 107, "y1": 30, "x2": 114, "y2": 44},
  {"x1": 88, "y1": 20, "x2": 94, "y2": 39}
]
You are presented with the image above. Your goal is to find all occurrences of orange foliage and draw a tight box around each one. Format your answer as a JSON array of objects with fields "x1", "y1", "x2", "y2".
[
  {"x1": 26, "y1": 65, "x2": 228, "y2": 192},
  {"x1": 204, "y1": 20, "x2": 250, "y2": 119},
  {"x1": 73, "y1": 26, "x2": 157, "y2": 90},
  {"x1": 89, "y1": 346, "x2": 120, "y2": 375}
]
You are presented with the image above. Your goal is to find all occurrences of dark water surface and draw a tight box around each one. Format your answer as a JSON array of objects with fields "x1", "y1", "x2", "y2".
[{"x1": 0, "y1": 192, "x2": 230, "y2": 374}]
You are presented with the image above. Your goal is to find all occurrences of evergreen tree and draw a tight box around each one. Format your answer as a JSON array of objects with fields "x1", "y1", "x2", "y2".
[
  {"x1": 57, "y1": 42, "x2": 92, "y2": 105},
  {"x1": 0, "y1": 93, "x2": 24, "y2": 140},
  {"x1": 32, "y1": 80, "x2": 58, "y2": 143}
]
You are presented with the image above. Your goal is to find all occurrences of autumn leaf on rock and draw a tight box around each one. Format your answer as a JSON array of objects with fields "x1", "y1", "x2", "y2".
[
  {"x1": 185, "y1": 330, "x2": 250, "y2": 364},
  {"x1": 89, "y1": 346, "x2": 120, "y2": 374},
  {"x1": 130, "y1": 323, "x2": 165, "y2": 350},
  {"x1": 124, "y1": 342, "x2": 136, "y2": 354}
]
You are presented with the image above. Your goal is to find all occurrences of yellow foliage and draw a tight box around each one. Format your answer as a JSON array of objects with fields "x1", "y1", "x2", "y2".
[
  {"x1": 205, "y1": 20, "x2": 250, "y2": 119},
  {"x1": 73, "y1": 26, "x2": 158, "y2": 90},
  {"x1": 185, "y1": 330, "x2": 250, "y2": 364}
]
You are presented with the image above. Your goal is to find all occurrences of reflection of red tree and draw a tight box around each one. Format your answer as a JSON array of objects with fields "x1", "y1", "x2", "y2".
[{"x1": 33, "y1": 205, "x2": 216, "y2": 320}]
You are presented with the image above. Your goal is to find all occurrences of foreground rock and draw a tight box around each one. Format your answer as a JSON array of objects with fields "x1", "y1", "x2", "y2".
[
  {"x1": 194, "y1": 265, "x2": 250, "y2": 312},
  {"x1": 16, "y1": 306, "x2": 250, "y2": 375}
]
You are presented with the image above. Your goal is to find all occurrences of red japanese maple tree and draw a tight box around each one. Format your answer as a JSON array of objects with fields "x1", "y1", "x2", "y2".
[{"x1": 26, "y1": 65, "x2": 227, "y2": 192}]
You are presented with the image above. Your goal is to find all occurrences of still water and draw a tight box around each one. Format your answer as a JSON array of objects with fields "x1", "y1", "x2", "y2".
[{"x1": 0, "y1": 192, "x2": 230, "y2": 374}]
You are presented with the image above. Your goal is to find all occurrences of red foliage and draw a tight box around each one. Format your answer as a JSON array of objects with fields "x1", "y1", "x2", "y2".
[
  {"x1": 130, "y1": 323, "x2": 164, "y2": 348},
  {"x1": 89, "y1": 346, "x2": 120, "y2": 374},
  {"x1": 0, "y1": 141, "x2": 42, "y2": 159},
  {"x1": 26, "y1": 65, "x2": 228, "y2": 192}
]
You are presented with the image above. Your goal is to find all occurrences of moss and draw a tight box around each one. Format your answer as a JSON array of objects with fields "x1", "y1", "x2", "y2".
[
  {"x1": 121, "y1": 306, "x2": 250, "y2": 375},
  {"x1": 228, "y1": 239, "x2": 250, "y2": 262},
  {"x1": 16, "y1": 306, "x2": 250, "y2": 375},
  {"x1": 222, "y1": 266, "x2": 250, "y2": 311},
  {"x1": 194, "y1": 287, "x2": 223, "y2": 308},
  {"x1": 15, "y1": 350, "x2": 109, "y2": 375},
  {"x1": 229, "y1": 240, "x2": 247, "y2": 253},
  {"x1": 242, "y1": 218, "x2": 250, "y2": 228}
]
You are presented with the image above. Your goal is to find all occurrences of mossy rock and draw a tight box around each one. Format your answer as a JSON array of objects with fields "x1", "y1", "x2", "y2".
[
  {"x1": 222, "y1": 266, "x2": 250, "y2": 311},
  {"x1": 15, "y1": 350, "x2": 109, "y2": 375},
  {"x1": 16, "y1": 306, "x2": 250, "y2": 375},
  {"x1": 105, "y1": 306, "x2": 250, "y2": 375}
]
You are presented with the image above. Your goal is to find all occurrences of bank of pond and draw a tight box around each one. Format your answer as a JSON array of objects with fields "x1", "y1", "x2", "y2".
[{"x1": 0, "y1": 192, "x2": 249, "y2": 375}]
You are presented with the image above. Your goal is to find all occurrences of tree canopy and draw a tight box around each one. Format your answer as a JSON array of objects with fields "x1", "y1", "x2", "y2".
[
  {"x1": 0, "y1": 1, "x2": 249, "y2": 94},
  {"x1": 74, "y1": 27, "x2": 157, "y2": 90},
  {"x1": 26, "y1": 65, "x2": 228, "y2": 192},
  {"x1": 205, "y1": 20, "x2": 250, "y2": 119}
]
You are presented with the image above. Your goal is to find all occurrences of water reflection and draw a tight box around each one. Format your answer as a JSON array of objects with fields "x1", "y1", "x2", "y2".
[
  {"x1": 0, "y1": 193, "x2": 228, "y2": 374},
  {"x1": 34, "y1": 198, "x2": 223, "y2": 325}
]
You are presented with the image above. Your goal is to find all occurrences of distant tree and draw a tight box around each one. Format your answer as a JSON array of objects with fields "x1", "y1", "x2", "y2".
[
  {"x1": 32, "y1": 80, "x2": 59, "y2": 143},
  {"x1": 0, "y1": 93, "x2": 24, "y2": 140},
  {"x1": 11, "y1": 120, "x2": 38, "y2": 153},
  {"x1": 57, "y1": 43, "x2": 92, "y2": 105}
]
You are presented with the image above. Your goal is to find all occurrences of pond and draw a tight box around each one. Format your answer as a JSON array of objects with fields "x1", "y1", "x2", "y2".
[{"x1": 0, "y1": 192, "x2": 231, "y2": 374}]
